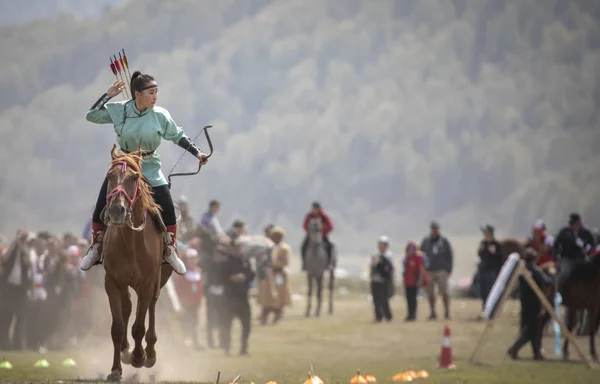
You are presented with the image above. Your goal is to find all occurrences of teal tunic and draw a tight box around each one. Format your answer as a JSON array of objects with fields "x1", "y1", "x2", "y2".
[{"x1": 86, "y1": 100, "x2": 189, "y2": 187}]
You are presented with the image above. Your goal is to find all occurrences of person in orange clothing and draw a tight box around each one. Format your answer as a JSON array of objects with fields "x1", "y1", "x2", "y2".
[{"x1": 174, "y1": 248, "x2": 204, "y2": 350}]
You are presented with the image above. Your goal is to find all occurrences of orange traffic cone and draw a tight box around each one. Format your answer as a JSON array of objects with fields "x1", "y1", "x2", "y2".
[{"x1": 438, "y1": 325, "x2": 456, "y2": 369}]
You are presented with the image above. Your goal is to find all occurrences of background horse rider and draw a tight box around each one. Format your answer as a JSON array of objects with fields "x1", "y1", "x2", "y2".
[
  {"x1": 526, "y1": 219, "x2": 556, "y2": 274},
  {"x1": 553, "y1": 212, "x2": 596, "y2": 291},
  {"x1": 301, "y1": 201, "x2": 334, "y2": 271}
]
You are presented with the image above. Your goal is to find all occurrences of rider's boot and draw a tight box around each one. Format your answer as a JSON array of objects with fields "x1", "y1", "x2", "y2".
[
  {"x1": 164, "y1": 225, "x2": 187, "y2": 275},
  {"x1": 80, "y1": 222, "x2": 105, "y2": 271}
]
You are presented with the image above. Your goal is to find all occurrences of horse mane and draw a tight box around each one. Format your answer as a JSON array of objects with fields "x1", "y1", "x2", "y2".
[{"x1": 109, "y1": 152, "x2": 160, "y2": 216}]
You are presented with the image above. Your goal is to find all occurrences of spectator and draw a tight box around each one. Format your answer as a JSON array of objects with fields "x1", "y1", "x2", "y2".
[
  {"x1": 0, "y1": 230, "x2": 32, "y2": 350},
  {"x1": 507, "y1": 248, "x2": 552, "y2": 360},
  {"x1": 369, "y1": 236, "x2": 394, "y2": 323},
  {"x1": 177, "y1": 195, "x2": 199, "y2": 243},
  {"x1": 477, "y1": 224, "x2": 503, "y2": 311},
  {"x1": 420, "y1": 221, "x2": 453, "y2": 320},
  {"x1": 199, "y1": 200, "x2": 225, "y2": 237},
  {"x1": 403, "y1": 241, "x2": 427, "y2": 322},
  {"x1": 174, "y1": 248, "x2": 204, "y2": 350}
]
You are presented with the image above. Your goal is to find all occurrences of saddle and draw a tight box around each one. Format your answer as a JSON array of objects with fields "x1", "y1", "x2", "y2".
[{"x1": 94, "y1": 202, "x2": 171, "y2": 267}]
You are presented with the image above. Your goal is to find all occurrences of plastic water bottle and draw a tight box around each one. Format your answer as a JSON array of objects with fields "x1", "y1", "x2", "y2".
[{"x1": 554, "y1": 292, "x2": 562, "y2": 356}]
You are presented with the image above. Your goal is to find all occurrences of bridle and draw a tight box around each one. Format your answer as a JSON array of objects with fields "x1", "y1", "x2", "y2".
[{"x1": 102, "y1": 160, "x2": 147, "y2": 231}]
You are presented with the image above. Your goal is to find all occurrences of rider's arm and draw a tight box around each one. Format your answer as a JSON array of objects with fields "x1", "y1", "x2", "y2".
[
  {"x1": 158, "y1": 108, "x2": 202, "y2": 156},
  {"x1": 531, "y1": 264, "x2": 553, "y2": 287},
  {"x1": 86, "y1": 93, "x2": 114, "y2": 124},
  {"x1": 321, "y1": 212, "x2": 334, "y2": 235}
]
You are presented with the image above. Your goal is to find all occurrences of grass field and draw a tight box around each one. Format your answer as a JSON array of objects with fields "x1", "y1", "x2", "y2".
[{"x1": 0, "y1": 291, "x2": 596, "y2": 384}]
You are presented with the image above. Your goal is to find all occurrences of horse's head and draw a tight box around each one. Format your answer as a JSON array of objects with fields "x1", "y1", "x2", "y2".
[{"x1": 104, "y1": 145, "x2": 145, "y2": 226}]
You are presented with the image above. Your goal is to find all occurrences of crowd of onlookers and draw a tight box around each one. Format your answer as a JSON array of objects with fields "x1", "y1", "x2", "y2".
[
  {"x1": 369, "y1": 212, "x2": 600, "y2": 361},
  {"x1": 4, "y1": 196, "x2": 598, "y2": 361},
  {"x1": 0, "y1": 230, "x2": 95, "y2": 351}
]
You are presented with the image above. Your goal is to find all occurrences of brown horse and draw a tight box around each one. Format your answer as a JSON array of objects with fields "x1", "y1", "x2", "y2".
[
  {"x1": 102, "y1": 145, "x2": 173, "y2": 382},
  {"x1": 500, "y1": 238, "x2": 525, "y2": 262},
  {"x1": 557, "y1": 255, "x2": 600, "y2": 361}
]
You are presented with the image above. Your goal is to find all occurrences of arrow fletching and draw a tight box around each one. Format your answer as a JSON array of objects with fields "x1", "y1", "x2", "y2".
[
  {"x1": 122, "y1": 49, "x2": 129, "y2": 67},
  {"x1": 119, "y1": 52, "x2": 127, "y2": 69},
  {"x1": 113, "y1": 56, "x2": 122, "y2": 72},
  {"x1": 110, "y1": 59, "x2": 117, "y2": 75}
]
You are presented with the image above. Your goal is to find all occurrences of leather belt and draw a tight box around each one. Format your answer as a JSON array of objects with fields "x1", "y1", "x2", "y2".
[{"x1": 122, "y1": 149, "x2": 155, "y2": 159}]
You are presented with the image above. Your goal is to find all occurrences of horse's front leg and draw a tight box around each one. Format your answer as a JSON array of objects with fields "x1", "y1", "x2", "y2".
[
  {"x1": 120, "y1": 289, "x2": 133, "y2": 365},
  {"x1": 305, "y1": 275, "x2": 312, "y2": 318},
  {"x1": 563, "y1": 308, "x2": 575, "y2": 360},
  {"x1": 105, "y1": 275, "x2": 125, "y2": 382},
  {"x1": 130, "y1": 288, "x2": 152, "y2": 368},
  {"x1": 588, "y1": 306, "x2": 599, "y2": 361},
  {"x1": 144, "y1": 286, "x2": 159, "y2": 368},
  {"x1": 315, "y1": 275, "x2": 323, "y2": 317}
]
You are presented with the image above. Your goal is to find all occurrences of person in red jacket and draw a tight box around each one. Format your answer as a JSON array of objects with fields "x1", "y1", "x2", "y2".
[
  {"x1": 300, "y1": 201, "x2": 334, "y2": 271},
  {"x1": 525, "y1": 219, "x2": 555, "y2": 274},
  {"x1": 174, "y1": 248, "x2": 204, "y2": 350}
]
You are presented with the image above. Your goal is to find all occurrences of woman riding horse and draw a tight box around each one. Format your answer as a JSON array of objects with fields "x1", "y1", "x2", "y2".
[{"x1": 79, "y1": 73, "x2": 209, "y2": 275}]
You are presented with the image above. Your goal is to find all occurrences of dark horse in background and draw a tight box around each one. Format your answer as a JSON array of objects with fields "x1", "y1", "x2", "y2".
[{"x1": 554, "y1": 254, "x2": 600, "y2": 361}]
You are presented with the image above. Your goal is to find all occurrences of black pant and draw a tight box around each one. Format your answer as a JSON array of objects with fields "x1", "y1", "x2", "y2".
[
  {"x1": 301, "y1": 236, "x2": 333, "y2": 265},
  {"x1": 405, "y1": 285, "x2": 418, "y2": 320},
  {"x1": 371, "y1": 282, "x2": 392, "y2": 321},
  {"x1": 509, "y1": 313, "x2": 543, "y2": 357},
  {"x1": 479, "y1": 270, "x2": 498, "y2": 309},
  {"x1": 205, "y1": 291, "x2": 224, "y2": 348},
  {"x1": 91, "y1": 177, "x2": 176, "y2": 226},
  {"x1": 221, "y1": 297, "x2": 251, "y2": 354}
]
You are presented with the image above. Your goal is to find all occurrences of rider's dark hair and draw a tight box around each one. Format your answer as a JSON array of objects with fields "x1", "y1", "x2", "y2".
[
  {"x1": 130, "y1": 71, "x2": 156, "y2": 99},
  {"x1": 209, "y1": 200, "x2": 220, "y2": 208},
  {"x1": 312, "y1": 201, "x2": 321, "y2": 209}
]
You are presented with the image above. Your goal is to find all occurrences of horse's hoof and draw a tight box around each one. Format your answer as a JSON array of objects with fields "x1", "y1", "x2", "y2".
[
  {"x1": 144, "y1": 356, "x2": 157, "y2": 368},
  {"x1": 131, "y1": 351, "x2": 147, "y2": 368},
  {"x1": 106, "y1": 372, "x2": 122, "y2": 382},
  {"x1": 120, "y1": 349, "x2": 132, "y2": 365}
]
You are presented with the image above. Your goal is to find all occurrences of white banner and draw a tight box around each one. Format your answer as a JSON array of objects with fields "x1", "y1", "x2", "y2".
[{"x1": 482, "y1": 252, "x2": 520, "y2": 319}]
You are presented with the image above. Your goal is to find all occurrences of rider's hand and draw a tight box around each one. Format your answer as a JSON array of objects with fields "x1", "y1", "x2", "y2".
[
  {"x1": 197, "y1": 152, "x2": 209, "y2": 165},
  {"x1": 107, "y1": 80, "x2": 126, "y2": 98}
]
